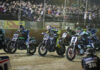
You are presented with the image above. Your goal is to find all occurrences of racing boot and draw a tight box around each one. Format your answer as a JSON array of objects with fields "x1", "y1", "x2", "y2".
[{"x1": 26, "y1": 44, "x2": 30, "y2": 55}]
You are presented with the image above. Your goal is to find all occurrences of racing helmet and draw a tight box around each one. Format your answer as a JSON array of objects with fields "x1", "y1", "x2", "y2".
[{"x1": 19, "y1": 25, "x2": 24, "y2": 30}]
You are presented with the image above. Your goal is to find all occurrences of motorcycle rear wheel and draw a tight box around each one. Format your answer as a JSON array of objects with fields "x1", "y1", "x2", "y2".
[
  {"x1": 28, "y1": 44, "x2": 36, "y2": 55},
  {"x1": 56, "y1": 45, "x2": 65, "y2": 56},
  {"x1": 7, "y1": 41, "x2": 17, "y2": 54}
]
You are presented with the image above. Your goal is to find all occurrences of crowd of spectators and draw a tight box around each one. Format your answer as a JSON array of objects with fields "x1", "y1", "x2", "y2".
[{"x1": 0, "y1": 0, "x2": 99, "y2": 22}]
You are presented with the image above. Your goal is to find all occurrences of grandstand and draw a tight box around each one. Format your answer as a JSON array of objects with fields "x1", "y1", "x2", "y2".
[{"x1": 0, "y1": 0, "x2": 100, "y2": 28}]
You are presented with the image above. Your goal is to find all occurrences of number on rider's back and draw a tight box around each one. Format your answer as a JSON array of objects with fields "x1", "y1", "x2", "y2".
[
  {"x1": 88, "y1": 63, "x2": 97, "y2": 68},
  {"x1": 71, "y1": 37, "x2": 77, "y2": 43}
]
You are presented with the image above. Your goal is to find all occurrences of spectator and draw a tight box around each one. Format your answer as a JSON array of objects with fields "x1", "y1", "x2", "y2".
[{"x1": 0, "y1": 0, "x2": 99, "y2": 22}]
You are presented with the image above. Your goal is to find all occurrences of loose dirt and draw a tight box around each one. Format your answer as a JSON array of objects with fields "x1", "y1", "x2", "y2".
[{"x1": 0, "y1": 49, "x2": 87, "y2": 70}]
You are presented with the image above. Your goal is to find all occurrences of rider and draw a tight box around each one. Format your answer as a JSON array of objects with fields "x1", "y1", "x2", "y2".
[
  {"x1": 86, "y1": 27, "x2": 98, "y2": 42},
  {"x1": 76, "y1": 28, "x2": 90, "y2": 55},
  {"x1": 81, "y1": 48, "x2": 100, "y2": 70},
  {"x1": 89, "y1": 28, "x2": 97, "y2": 38},
  {"x1": 46, "y1": 25, "x2": 61, "y2": 48},
  {"x1": 19, "y1": 25, "x2": 30, "y2": 54},
  {"x1": 80, "y1": 29, "x2": 89, "y2": 36},
  {"x1": 0, "y1": 26, "x2": 5, "y2": 38},
  {"x1": 80, "y1": 29, "x2": 90, "y2": 42},
  {"x1": 46, "y1": 25, "x2": 59, "y2": 39},
  {"x1": 46, "y1": 25, "x2": 58, "y2": 35}
]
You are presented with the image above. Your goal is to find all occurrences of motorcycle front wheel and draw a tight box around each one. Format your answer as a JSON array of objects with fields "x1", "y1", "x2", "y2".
[
  {"x1": 38, "y1": 43, "x2": 47, "y2": 56},
  {"x1": 66, "y1": 46, "x2": 76, "y2": 61},
  {"x1": 3, "y1": 38, "x2": 10, "y2": 53}
]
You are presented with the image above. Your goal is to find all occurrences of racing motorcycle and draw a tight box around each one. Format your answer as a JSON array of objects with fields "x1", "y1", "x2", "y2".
[
  {"x1": 38, "y1": 32, "x2": 65, "y2": 56},
  {"x1": 66, "y1": 34, "x2": 95, "y2": 61},
  {"x1": 7, "y1": 31, "x2": 37, "y2": 55}
]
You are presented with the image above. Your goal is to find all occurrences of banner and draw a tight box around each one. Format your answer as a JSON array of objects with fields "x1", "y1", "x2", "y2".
[
  {"x1": 0, "y1": 20, "x2": 5, "y2": 28},
  {"x1": 4, "y1": 20, "x2": 25, "y2": 29}
]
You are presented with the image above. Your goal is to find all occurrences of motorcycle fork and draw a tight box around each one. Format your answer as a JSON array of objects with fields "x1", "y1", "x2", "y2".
[
  {"x1": 91, "y1": 43, "x2": 95, "y2": 48},
  {"x1": 43, "y1": 40, "x2": 48, "y2": 49},
  {"x1": 43, "y1": 40, "x2": 46, "y2": 46},
  {"x1": 72, "y1": 44, "x2": 76, "y2": 53}
]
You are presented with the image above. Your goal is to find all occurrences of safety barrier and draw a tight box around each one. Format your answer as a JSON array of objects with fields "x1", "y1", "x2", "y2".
[{"x1": 0, "y1": 20, "x2": 75, "y2": 30}]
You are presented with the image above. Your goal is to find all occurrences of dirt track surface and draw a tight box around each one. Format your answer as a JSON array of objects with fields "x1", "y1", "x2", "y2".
[{"x1": 0, "y1": 49, "x2": 84, "y2": 70}]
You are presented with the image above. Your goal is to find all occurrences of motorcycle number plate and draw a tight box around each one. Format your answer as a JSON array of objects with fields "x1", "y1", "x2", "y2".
[
  {"x1": 71, "y1": 36, "x2": 77, "y2": 44},
  {"x1": 12, "y1": 34, "x2": 19, "y2": 41},
  {"x1": 43, "y1": 37, "x2": 48, "y2": 40},
  {"x1": 62, "y1": 33, "x2": 67, "y2": 38}
]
